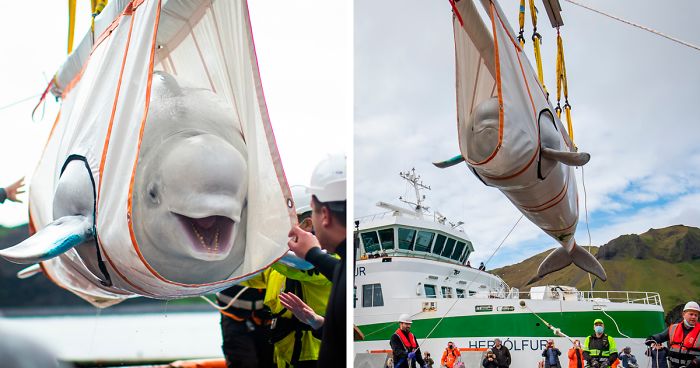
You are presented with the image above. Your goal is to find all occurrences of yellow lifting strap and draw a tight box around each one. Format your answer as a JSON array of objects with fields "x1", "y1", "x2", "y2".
[
  {"x1": 517, "y1": 0, "x2": 526, "y2": 47},
  {"x1": 555, "y1": 28, "x2": 574, "y2": 143},
  {"x1": 91, "y1": 0, "x2": 109, "y2": 34},
  {"x1": 528, "y1": 0, "x2": 547, "y2": 96},
  {"x1": 67, "y1": 0, "x2": 76, "y2": 54}
]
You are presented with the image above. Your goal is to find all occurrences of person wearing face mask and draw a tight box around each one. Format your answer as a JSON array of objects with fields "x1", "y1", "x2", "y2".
[
  {"x1": 646, "y1": 301, "x2": 700, "y2": 367},
  {"x1": 441, "y1": 342, "x2": 461, "y2": 368},
  {"x1": 390, "y1": 314, "x2": 427, "y2": 368},
  {"x1": 568, "y1": 340, "x2": 585, "y2": 368},
  {"x1": 583, "y1": 319, "x2": 618, "y2": 367}
]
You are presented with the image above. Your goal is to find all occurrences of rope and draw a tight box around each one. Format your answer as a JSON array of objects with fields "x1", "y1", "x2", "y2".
[
  {"x1": 601, "y1": 309, "x2": 631, "y2": 339},
  {"x1": 580, "y1": 166, "x2": 594, "y2": 291},
  {"x1": 199, "y1": 286, "x2": 250, "y2": 311},
  {"x1": 0, "y1": 93, "x2": 42, "y2": 112},
  {"x1": 555, "y1": 28, "x2": 574, "y2": 144},
  {"x1": 563, "y1": 0, "x2": 700, "y2": 53}
]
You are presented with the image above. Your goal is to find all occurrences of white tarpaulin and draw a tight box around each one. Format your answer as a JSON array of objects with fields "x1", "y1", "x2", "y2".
[{"x1": 29, "y1": 0, "x2": 295, "y2": 307}]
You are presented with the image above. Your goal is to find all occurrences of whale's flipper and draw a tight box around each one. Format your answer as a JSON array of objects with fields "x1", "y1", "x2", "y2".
[
  {"x1": 17, "y1": 264, "x2": 42, "y2": 279},
  {"x1": 433, "y1": 155, "x2": 465, "y2": 169},
  {"x1": 277, "y1": 251, "x2": 315, "y2": 271},
  {"x1": 541, "y1": 147, "x2": 590, "y2": 167},
  {"x1": 528, "y1": 242, "x2": 607, "y2": 285},
  {"x1": 0, "y1": 215, "x2": 93, "y2": 264}
]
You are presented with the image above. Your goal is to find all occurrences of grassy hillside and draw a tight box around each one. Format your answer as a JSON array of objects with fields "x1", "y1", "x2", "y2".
[{"x1": 494, "y1": 225, "x2": 700, "y2": 314}]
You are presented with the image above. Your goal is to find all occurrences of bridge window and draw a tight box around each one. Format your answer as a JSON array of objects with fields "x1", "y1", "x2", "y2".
[
  {"x1": 441, "y1": 286, "x2": 453, "y2": 298},
  {"x1": 361, "y1": 231, "x2": 381, "y2": 253},
  {"x1": 432, "y1": 234, "x2": 447, "y2": 255},
  {"x1": 424, "y1": 284, "x2": 437, "y2": 298},
  {"x1": 452, "y1": 241, "x2": 466, "y2": 261},
  {"x1": 398, "y1": 228, "x2": 416, "y2": 250},
  {"x1": 414, "y1": 231, "x2": 435, "y2": 252},
  {"x1": 362, "y1": 284, "x2": 384, "y2": 307},
  {"x1": 456, "y1": 288, "x2": 466, "y2": 298},
  {"x1": 441, "y1": 238, "x2": 456, "y2": 258},
  {"x1": 378, "y1": 228, "x2": 395, "y2": 250}
]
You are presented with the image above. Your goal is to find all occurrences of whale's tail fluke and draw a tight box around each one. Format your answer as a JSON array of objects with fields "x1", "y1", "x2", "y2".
[{"x1": 527, "y1": 241, "x2": 607, "y2": 285}]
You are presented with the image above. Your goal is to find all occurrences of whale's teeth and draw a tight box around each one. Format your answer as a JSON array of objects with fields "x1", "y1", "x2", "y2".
[{"x1": 191, "y1": 221, "x2": 220, "y2": 252}]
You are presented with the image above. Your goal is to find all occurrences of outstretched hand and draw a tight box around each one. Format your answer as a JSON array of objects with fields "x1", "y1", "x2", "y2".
[
  {"x1": 287, "y1": 225, "x2": 321, "y2": 259},
  {"x1": 279, "y1": 291, "x2": 324, "y2": 330},
  {"x1": 3, "y1": 177, "x2": 25, "y2": 203}
]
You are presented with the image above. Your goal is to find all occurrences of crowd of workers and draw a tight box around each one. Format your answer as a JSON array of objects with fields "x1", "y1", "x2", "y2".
[{"x1": 389, "y1": 301, "x2": 700, "y2": 368}]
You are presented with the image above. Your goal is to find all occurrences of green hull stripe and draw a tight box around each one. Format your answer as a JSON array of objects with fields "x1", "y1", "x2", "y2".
[{"x1": 358, "y1": 310, "x2": 664, "y2": 341}]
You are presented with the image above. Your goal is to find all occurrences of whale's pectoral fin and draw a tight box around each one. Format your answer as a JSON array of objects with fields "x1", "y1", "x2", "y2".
[
  {"x1": 541, "y1": 147, "x2": 590, "y2": 167},
  {"x1": 433, "y1": 155, "x2": 465, "y2": 169},
  {"x1": 529, "y1": 242, "x2": 607, "y2": 284},
  {"x1": 0, "y1": 215, "x2": 93, "y2": 264},
  {"x1": 277, "y1": 251, "x2": 315, "y2": 271},
  {"x1": 570, "y1": 243, "x2": 607, "y2": 281},
  {"x1": 17, "y1": 264, "x2": 42, "y2": 279}
]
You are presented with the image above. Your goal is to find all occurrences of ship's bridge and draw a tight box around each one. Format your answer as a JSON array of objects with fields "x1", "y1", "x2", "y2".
[{"x1": 355, "y1": 209, "x2": 475, "y2": 266}]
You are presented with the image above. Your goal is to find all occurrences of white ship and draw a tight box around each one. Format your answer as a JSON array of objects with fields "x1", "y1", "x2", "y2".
[{"x1": 354, "y1": 170, "x2": 664, "y2": 368}]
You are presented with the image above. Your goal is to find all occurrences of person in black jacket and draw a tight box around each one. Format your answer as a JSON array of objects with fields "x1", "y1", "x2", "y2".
[
  {"x1": 483, "y1": 349, "x2": 499, "y2": 368},
  {"x1": 285, "y1": 154, "x2": 347, "y2": 368},
  {"x1": 492, "y1": 338, "x2": 511, "y2": 367},
  {"x1": 390, "y1": 314, "x2": 426, "y2": 368}
]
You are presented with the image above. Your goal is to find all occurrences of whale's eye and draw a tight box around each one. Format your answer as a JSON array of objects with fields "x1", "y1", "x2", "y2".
[{"x1": 147, "y1": 183, "x2": 160, "y2": 204}]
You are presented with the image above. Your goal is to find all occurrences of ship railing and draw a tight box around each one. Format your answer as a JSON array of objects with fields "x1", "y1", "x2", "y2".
[
  {"x1": 355, "y1": 211, "x2": 398, "y2": 223},
  {"x1": 500, "y1": 290, "x2": 661, "y2": 305}
]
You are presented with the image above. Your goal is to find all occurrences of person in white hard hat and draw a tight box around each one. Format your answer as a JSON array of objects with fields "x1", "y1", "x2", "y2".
[
  {"x1": 391, "y1": 314, "x2": 427, "y2": 368},
  {"x1": 285, "y1": 154, "x2": 347, "y2": 368},
  {"x1": 647, "y1": 301, "x2": 700, "y2": 367}
]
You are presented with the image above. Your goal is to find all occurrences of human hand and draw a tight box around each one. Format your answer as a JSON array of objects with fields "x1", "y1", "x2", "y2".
[
  {"x1": 287, "y1": 225, "x2": 321, "y2": 259},
  {"x1": 3, "y1": 177, "x2": 25, "y2": 203},
  {"x1": 279, "y1": 292, "x2": 324, "y2": 329},
  {"x1": 407, "y1": 351, "x2": 416, "y2": 360}
]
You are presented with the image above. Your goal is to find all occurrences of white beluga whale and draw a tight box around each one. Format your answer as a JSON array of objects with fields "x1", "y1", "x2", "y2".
[
  {"x1": 0, "y1": 72, "x2": 281, "y2": 306},
  {"x1": 435, "y1": 0, "x2": 605, "y2": 283}
]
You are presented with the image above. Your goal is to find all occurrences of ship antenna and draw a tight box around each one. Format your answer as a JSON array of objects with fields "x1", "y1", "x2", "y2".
[{"x1": 398, "y1": 168, "x2": 431, "y2": 217}]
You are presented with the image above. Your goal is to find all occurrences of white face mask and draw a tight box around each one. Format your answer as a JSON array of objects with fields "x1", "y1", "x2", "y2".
[
  {"x1": 684, "y1": 319, "x2": 696, "y2": 329},
  {"x1": 594, "y1": 326, "x2": 604, "y2": 334}
]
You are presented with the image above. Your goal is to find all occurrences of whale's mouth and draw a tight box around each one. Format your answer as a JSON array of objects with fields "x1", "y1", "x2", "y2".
[{"x1": 174, "y1": 214, "x2": 235, "y2": 255}]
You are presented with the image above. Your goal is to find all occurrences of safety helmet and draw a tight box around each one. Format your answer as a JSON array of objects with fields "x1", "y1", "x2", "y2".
[
  {"x1": 290, "y1": 185, "x2": 312, "y2": 215},
  {"x1": 307, "y1": 154, "x2": 346, "y2": 203},
  {"x1": 398, "y1": 313, "x2": 412, "y2": 324},
  {"x1": 684, "y1": 301, "x2": 700, "y2": 312},
  {"x1": 593, "y1": 318, "x2": 604, "y2": 325}
]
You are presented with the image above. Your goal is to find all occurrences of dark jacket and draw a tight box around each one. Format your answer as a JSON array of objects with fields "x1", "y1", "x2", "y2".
[
  {"x1": 390, "y1": 330, "x2": 425, "y2": 368},
  {"x1": 646, "y1": 346, "x2": 669, "y2": 368},
  {"x1": 306, "y1": 241, "x2": 346, "y2": 367},
  {"x1": 492, "y1": 345, "x2": 511, "y2": 367},
  {"x1": 542, "y1": 347, "x2": 562, "y2": 368},
  {"x1": 0, "y1": 188, "x2": 6, "y2": 203},
  {"x1": 482, "y1": 356, "x2": 499, "y2": 368}
]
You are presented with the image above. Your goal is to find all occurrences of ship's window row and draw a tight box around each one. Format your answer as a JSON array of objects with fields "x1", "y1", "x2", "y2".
[
  {"x1": 359, "y1": 226, "x2": 474, "y2": 264},
  {"x1": 424, "y1": 284, "x2": 475, "y2": 299}
]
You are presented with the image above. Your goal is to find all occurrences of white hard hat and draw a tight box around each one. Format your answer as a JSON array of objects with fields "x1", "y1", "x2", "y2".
[
  {"x1": 398, "y1": 313, "x2": 412, "y2": 324},
  {"x1": 307, "y1": 154, "x2": 346, "y2": 202},
  {"x1": 290, "y1": 185, "x2": 312, "y2": 215},
  {"x1": 684, "y1": 301, "x2": 700, "y2": 312}
]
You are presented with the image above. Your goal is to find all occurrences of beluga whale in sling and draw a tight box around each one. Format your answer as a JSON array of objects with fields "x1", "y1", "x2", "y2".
[{"x1": 434, "y1": 0, "x2": 605, "y2": 283}]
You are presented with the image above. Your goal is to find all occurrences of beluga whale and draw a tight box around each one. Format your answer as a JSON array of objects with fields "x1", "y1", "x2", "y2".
[
  {"x1": 0, "y1": 72, "x2": 284, "y2": 306},
  {"x1": 434, "y1": 0, "x2": 605, "y2": 283}
]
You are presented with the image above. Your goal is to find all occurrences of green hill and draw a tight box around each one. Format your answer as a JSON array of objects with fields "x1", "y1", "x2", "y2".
[{"x1": 493, "y1": 225, "x2": 700, "y2": 315}]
